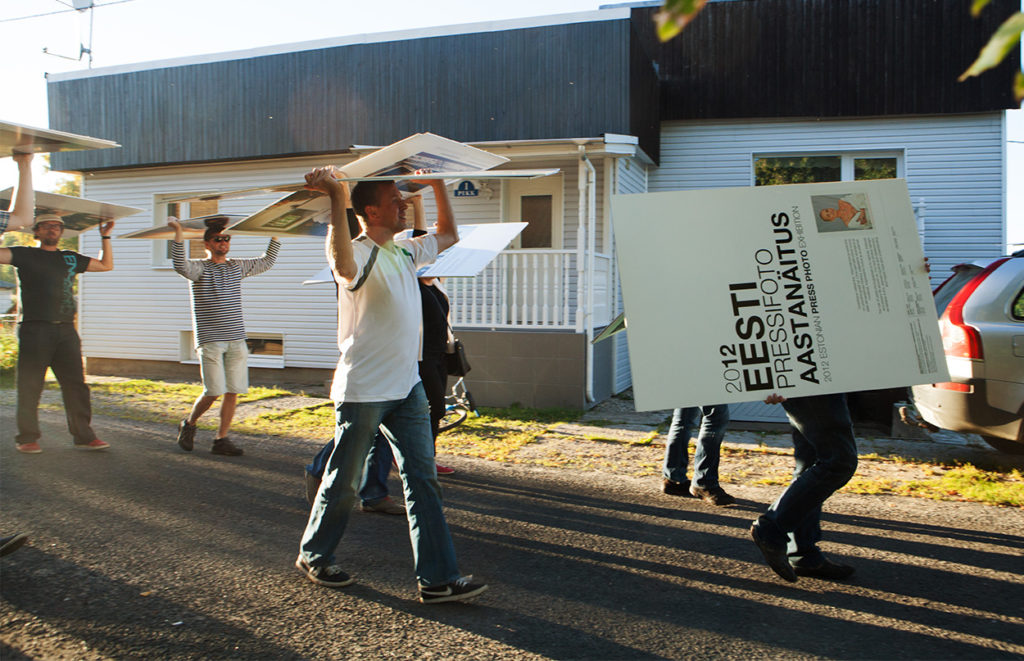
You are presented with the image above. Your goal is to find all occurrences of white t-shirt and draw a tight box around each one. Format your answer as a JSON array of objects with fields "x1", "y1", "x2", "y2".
[{"x1": 330, "y1": 233, "x2": 438, "y2": 402}]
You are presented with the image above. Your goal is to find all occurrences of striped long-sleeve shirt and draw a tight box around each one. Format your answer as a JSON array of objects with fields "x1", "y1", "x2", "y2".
[{"x1": 171, "y1": 239, "x2": 280, "y2": 346}]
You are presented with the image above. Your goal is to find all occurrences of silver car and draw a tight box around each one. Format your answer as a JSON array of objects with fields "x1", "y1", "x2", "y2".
[{"x1": 912, "y1": 252, "x2": 1024, "y2": 453}]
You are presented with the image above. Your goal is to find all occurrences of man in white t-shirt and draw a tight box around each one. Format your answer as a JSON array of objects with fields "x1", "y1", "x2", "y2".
[{"x1": 295, "y1": 166, "x2": 487, "y2": 604}]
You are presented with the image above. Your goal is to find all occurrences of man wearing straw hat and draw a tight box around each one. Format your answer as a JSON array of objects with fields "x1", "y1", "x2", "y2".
[{"x1": 0, "y1": 214, "x2": 115, "y2": 452}]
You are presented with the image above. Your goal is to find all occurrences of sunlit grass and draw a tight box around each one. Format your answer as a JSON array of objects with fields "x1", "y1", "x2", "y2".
[{"x1": 844, "y1": 465, "x2": 1024, "y2": 507}]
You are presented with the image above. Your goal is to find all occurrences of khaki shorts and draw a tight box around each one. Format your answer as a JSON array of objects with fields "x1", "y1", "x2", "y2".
[{"x1": 198, "y1": 339, "x2": 249, "y2": 396}]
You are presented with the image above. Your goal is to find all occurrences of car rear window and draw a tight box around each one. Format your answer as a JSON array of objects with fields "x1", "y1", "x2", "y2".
[
  {"x1": 1013, "y1": 288, "x2": 1024, "y2": 321},
  {"x1": 933, "y1": 266, "x2": 982, "y2": 316}
]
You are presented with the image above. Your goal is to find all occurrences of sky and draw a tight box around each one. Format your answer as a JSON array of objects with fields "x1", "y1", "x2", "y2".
[{"x1": 1, "y1": 0, "x2": 1021, "y2": 249}]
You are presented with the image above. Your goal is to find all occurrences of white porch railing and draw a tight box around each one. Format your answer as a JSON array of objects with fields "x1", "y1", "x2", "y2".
[{"x1": 446, "y1": 249, "x2": 613, "y2": 330}]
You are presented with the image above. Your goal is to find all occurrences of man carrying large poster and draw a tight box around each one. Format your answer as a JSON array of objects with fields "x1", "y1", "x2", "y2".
[{"x1": 611, "y1": 179, "x2": 945, "y2": 583}]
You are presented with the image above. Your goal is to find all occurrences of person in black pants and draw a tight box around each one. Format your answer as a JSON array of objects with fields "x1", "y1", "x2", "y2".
[{"x1": 0, "y1": 216, "x2": 116, "y2": 453}]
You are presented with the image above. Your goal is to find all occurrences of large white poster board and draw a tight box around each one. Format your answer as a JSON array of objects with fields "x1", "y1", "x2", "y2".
[
  {"x1": 611, "y1": 179, "x2": 948, "y2": 411},
  {"x1": 0, "y1": 188, "x2": 142, "y2": 237},
  {"x1": 0, "y1": 120, "x2": 119, "y2": 155}
]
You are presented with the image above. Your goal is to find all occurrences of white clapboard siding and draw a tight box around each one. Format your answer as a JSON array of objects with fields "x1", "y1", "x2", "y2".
[
  {"x1": 649, "y1": 113, "x2": 1007, "y2": 288},
  {"x1": 76, "y1": 154, "x2": 609, "y2": 369},
  {"x1": 78, "y1": 154, "x2": 354, "y2": 368},
  {"x1": 611, "y1": 156, "x2": 648, "y2": 394}
]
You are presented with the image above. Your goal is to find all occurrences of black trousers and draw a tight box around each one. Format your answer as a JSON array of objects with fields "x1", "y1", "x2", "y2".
[
  {"x1": 418, "y1": 353, "x2": 448, "y2": 441},
  {"x1": 16, "y1": 322, "x2": 96, "y2": 445}
]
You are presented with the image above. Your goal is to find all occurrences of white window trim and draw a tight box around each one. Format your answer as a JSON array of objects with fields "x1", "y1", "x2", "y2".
[
  {"x1": 750, "y1": 150, "x2": 905, "y2": 186},
  {"x1": 151, "y1": 192, "x2": 218, "y2": 268}
]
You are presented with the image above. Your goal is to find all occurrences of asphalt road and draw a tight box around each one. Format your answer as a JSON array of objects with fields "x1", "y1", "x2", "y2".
[{"x1": 2, "y1": 408, "x2": 1023, "y2": 660}]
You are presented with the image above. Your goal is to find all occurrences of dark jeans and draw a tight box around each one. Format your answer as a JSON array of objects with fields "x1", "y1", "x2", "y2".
[
  {"x1": 758, "y1": 393, "x2": 858, "y2": 564},
  {"x1": 15, "y1": 322, "x2": 96, "y2": 445},
  {"x1": 662, "y1": 405, "x2": 729, "y2": 489}
]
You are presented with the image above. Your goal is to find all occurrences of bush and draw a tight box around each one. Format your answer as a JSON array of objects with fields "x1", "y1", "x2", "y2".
[{"x1": 0, "y1": 324, "x2": 16, "y2": 387}]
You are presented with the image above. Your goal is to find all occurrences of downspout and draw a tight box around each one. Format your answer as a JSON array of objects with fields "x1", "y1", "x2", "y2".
[
  {"x1": 581, "y1": 147, "x2": 597, "y2": 404},
  {"x1": 575, "y1": 146, "x2": 587, "y2": 335}
]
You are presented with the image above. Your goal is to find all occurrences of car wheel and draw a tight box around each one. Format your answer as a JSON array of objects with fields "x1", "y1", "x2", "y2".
[{"x1": 981, "y1": 435, "x2": 1024, "y2": 454}]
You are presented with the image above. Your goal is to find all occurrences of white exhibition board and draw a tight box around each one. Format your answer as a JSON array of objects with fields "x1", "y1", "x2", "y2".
[
  {"x1": 302, "y1": 222, "x2": 527, "y2": 283},
  {"x1": 0, "y1": 120, "x2": 119, "y2": 155},
  {"x1": 611, "y1": 179, "x2": 948, "y2": 411},
  {"x1": 118, "y1": 215, "x2": 247, "y2": 240},
  {"x1": 0, "y1": 188, "x2": 142, "y2": 237}
]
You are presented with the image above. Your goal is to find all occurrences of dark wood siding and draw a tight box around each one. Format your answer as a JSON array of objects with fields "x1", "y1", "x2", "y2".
[
  {"x1": 51, "y1": 20, "x2": 641, "y2": 171},
  {"x1": 632, "y1": 0, "x2": 1020, "y2": 120}
]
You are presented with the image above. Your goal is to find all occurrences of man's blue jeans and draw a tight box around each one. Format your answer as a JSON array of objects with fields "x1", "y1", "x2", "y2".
[
  {"x1": 662, "y1": 405, "x2": 729, "y2": 489},
  {"x1": 299, "y1": 383, "x2": 459, "y2": 587},
  {"x1": 758, "y1": 393, "x2": 858, "y2": 565},
  {"x1": 308, "y1": 429, "x2": 394, "y2": 505}
]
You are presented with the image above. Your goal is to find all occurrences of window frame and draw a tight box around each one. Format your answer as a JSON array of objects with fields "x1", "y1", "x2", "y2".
[{"x1": 751, "y1": 150, "x2": 905, "y2": 186}]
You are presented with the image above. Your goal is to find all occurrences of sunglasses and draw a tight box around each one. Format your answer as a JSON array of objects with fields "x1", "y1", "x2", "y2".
[{"x1": 210, "y1": 236, "x2": 231, "y2": 243}]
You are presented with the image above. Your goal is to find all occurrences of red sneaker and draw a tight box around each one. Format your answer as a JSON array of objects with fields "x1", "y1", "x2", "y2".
[
  {"x1": 435, "y1": 464, "x2": 455, "y2": 475},
  {"x1": 75, "y1": 439, "x2": 110, "y2": 451},
  {"x1": 16, "y1": 442, "x2": 42, "y2": 454}
]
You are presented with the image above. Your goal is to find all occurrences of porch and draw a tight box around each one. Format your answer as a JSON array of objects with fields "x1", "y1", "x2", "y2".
[{"x1": 446, "y1": 249, "x2": 615, "y2": 331}]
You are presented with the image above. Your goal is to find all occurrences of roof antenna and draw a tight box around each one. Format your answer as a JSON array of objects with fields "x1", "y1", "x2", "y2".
[{"x1": 42, "y1": 0, "x2": 95, "y2": 69}]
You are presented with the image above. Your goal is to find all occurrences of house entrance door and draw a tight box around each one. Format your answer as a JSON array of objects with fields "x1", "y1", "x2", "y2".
[{"x1": 501, "y1": 176, "x2": 567, "y2": 325}]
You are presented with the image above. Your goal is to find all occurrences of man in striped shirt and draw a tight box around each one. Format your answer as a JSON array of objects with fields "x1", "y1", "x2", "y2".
[{"x1": 168, "y1": 218, "x2": 280, "y2": 456}]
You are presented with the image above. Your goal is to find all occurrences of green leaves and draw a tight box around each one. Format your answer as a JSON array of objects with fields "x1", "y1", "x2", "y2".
[
  {"x1": 959, "y1": 10, "x2": 1024, "y2": 102},
  {"x1": 655, "y1": 0, "x2": 708, "y2": 42}
]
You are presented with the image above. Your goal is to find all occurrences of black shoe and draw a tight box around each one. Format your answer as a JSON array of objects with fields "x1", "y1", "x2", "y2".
[
  {"x1": 793, "y1": 558, "x2": 855, "y2": 580},
  {"x1": 419, "y1": 575, "x2": 489, "y2": 604},
  {"x1": 304, "y1": 471, "x2": 320, "y2": 506},
  {"x1": 662, "y1": 479, "x2": 695, "y2": 497},
  {"x1": 211, "y1": 437, "x2": 243, "y2": 456},
  {"x1": 177, "y1": 419, "x2": 196, "y2": 452},
  {"x1": 690, "y1": 485, "x2": 736, "y2": 506},
  {"x1": 0, "y1": 532, "x2": 28, "y2": 557},
  {"x1": 750, "y1": 521, "x2": 797, "y2": 583},
  {"x1": 295, "y1": 555, "x2": 354, "y2": 588}
]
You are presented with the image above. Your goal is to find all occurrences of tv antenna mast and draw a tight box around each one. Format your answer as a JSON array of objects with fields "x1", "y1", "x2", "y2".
[{"x1": 42, "y1": 1, "x2": 97, "y2": 68}]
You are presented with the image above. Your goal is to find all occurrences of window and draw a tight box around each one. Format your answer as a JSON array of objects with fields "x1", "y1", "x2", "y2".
[
  {"x1": 754, "y1": 153, "x2": 901, "y2": 186},
  {"x1": 152, "y1": 193, "x2": 219, "y2": 266},
  {"x1": 179, "y1": 331, "x2": 284, "y2": 368}
]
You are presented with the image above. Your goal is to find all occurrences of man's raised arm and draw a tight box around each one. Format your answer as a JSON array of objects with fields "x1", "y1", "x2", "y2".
[
  {"x1": 86, "y1": 221, "x2": 115, "y2": 272},
  {"x1": 425, "y1": 179, "x2": 457, "y2": 253},
  {"x1": 2, "y1": 153, "x2": 36, "y2": 234},
  {"x1": 306, "y1": 166, "x2": 356, "y2": 281}
]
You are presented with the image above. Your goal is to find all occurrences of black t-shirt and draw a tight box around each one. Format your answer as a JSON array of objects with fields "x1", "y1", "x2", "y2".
[
  {"x1": 419, "y1": 281, "x2": 450, "y2": 359},
  {"x1": 10, "y1": 247, "x2": 91, "y2": 322}
]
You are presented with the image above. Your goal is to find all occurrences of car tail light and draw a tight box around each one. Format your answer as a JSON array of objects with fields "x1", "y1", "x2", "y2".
[
  {"x1": 938, "y1": 258, "x2": 1009, "y2": 359},
  {"x1": 933, "y1": 381, "x2": 971, "y2": 392}
]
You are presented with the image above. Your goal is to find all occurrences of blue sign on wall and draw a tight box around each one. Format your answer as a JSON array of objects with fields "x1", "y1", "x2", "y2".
[{"x1": 454, "y1": 180, "x2": 479, "y2": 197}]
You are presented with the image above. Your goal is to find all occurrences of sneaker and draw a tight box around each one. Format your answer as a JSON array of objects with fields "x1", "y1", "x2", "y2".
[
  {"x1": 211, "y1": 437, "x2": 243, "y2": 456},
  {"x1": 177, "y1": 419, "x2": 196, "y2": 452},
  {"x1": 16, "y1": 442, "x2": 42, "y2": 454},
  {"x1": 304, "y1": 471, "x2": 321, "y2": 506},
  {"x1": 662, "y1": 478, "x2": 694, "y2": 497},
  {"x1": 360, "y1": 496, "x2": 406, "y2": 515},
  {"x1": 295, "y1": 555, "x2": 354, "y2": 588},
  {"x1": 750, "y1": 520, "x2": 797, "y2": 583},
  {"x1": 0, "y1": 532, "x2": 28, "y2": 557},
  {"x1": 436, "y1": 464, "x2": 455, "y2": 475},
  {"x1": 75, "y1": 439, "x2": 110, "y2": 451},
  {"x1": 419, "y1": 575, "x2": 488, "y2": 604},
  {"x1": 793, "y1": 557, "x2": 855, "y2": 580},
  {"x1": 689, "y1": 485, "x2": 736, "y2": 506}
]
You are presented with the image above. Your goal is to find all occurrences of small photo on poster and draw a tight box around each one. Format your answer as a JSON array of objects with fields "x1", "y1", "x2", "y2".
[{"x1": 811, "y1": 192, "x2": 873, "y2": 232}]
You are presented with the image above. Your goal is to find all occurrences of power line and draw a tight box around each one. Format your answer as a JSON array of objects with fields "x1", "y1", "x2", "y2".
[{"x1": 0, "y1": 0, "x2": 135, "y2": 23}]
